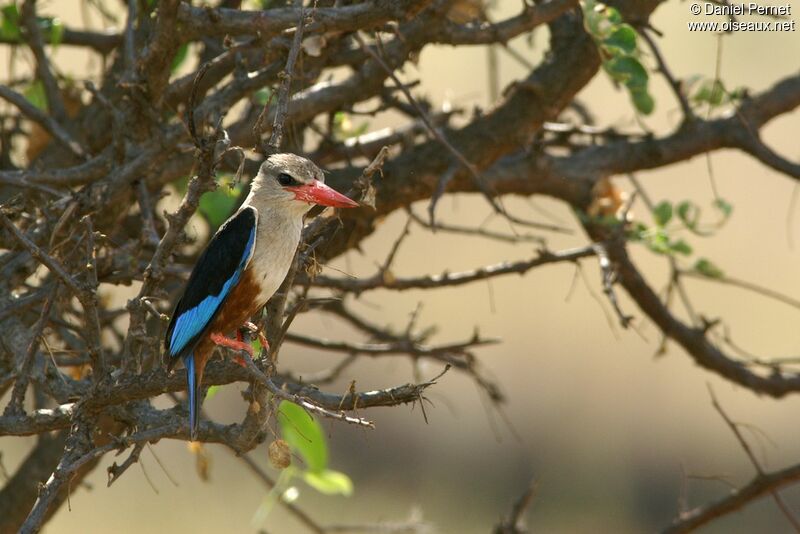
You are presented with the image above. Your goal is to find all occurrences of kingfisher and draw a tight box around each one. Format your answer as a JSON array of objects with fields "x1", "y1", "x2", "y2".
[{"x1": 164, "y1": 153, "x2": 358, "y2": 440}]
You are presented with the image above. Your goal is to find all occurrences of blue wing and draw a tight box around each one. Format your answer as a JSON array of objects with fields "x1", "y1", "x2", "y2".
[{"x1": 164, "y1": 206, "x2": 257, "y2": 362}]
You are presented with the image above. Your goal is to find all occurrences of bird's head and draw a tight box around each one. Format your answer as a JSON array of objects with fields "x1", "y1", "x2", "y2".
[{"x1": 250, "y1": 153, "x2": 358, "y2": 215}]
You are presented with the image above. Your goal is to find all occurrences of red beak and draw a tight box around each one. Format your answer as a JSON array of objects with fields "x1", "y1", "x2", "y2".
[{"x1": 286, "y1": 180, "x2": 359, "y2": 208}]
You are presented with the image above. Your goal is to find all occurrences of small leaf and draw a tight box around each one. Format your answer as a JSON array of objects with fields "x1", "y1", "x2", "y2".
[
  {"x1": 692, "y1": 79, "x2": 727, "y2": 107},
  {"x1": 24, "y1": 81, "x2": 47, "y2": 110},
  {"x1": 606, "y1": 56, "x2": 648, "y2": 90},
  {"x1": 669, "y1": 239, "x2": 693, "y2": 256},
  {"x1": 278, "y1": 400, "x2": 328, "y2": 473},
  {"x1": 171, "y1": 43, "x2": 189, "y2": 72},
  {"x1": 0, "y1": 4, "x2": 20, "y2": 41},
  {"x1": 253, "y1": 88, "x2": 272, "y2": 106},
  {"x1": 605, "y1": 5, "x2": 623, "y2": 24},
  {"x1": 728, "y1": 86, "x2": 746, "y2": 101},
  {"x1": 653, "y1": 201, "x2": 673, "y2": 226},
  {"x1": 676, "y1": 200, "x2": 700, "y2": 229},
  {"x1": 205, "y1": 385, "x2": 221, "y2": 401},
  {"x1": 603, "y1": 25, "x2": 637, "y2": 54},
  {"x1": 694, "y1": 258, "x2": 724, "y2": 279},
  {"x1": 199, "y1": 177, "x2": 242, "y2": 228},
  {"x1": 713, "y1": 198, "x2": 733, "y2": 218},
  {"x1": 626, "y1": 221, "x2": 649, "y2": 242},
  {"x1": 303, "y1": 469, "x2": 353, "y2": 496},
  {"x1": 631, "y1": 88, "x2": 655, "y2": 115},
  {"x1": 646, "y1": 229, "x2": 671, "y2": 255},
  {"x1": 42, "y1": 17, "x2": 63, "y2": 47},
  {"x1": 173, "y1": 175, "x2": 189, "y2": 195}
]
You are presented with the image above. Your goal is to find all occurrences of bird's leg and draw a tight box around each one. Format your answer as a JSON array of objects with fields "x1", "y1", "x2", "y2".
[{"x1": 209, "y1": 332, "x2": 253, "y2": 367}]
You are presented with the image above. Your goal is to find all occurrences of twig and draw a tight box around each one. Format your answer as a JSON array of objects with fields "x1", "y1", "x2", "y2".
[
  {"x1": 267, "y1": 0, "x2": 306, "y2": 150},
  {"x1": 284, "y1": 332, "x2": 498, "y2": 360},
  {"x1": 19, "y1": 423, "x2": 177, "y2": 534},
  {"x1": 680, "y1": 270, "x2": 800, "y2": 312},
  {"x1": 304, "y1": 245, "x2": 595, "y2": 294},
  {"x1": 663, "y1": 462, "x2": 800, "y2": 534},
  {"x1": 353, "y1": 32, "x2": 502, "y2": 223},
  {"x1": 640, "y1": 27, "x2": 694, "y2": 121},
  {"x1": 407, "y1": 208, "x2": 546, "y2": 244},
  {"x1": 0, "y1": 211, "x2": 84, "y2": 295},
  {"x1": 235, "y1": 452, "x2": 326, "y2": 534},
  {"x1": 238, "y1": 351, "x2": 374, "y2": 428},
  {"x1": 264, "y1": 247, "x2": 301, "y2": 362},
  {"x1": 136, "y1": 180, "x2": 161, "y2": 247},
  {"x1": 707, "y1": 385, "x2": 800, "y2": 531},
  {"x1": 3, "y1": 284, "x2": 58, "y2": 416},
  {"x1": 493, "y1": 479, "x2": 538, "y2": 533},
  {"x1": 106, "y1": 442, "x2": 145, "y2": 487},
  {"x1": 591, "y1": 242, "x2": 632, "y2": 328},
  {"x1": 20, "y1": 0, "x2": 69, "y2": 124},
  {"x1": 0, "y1": 85, "x2": 85, "y2": 159},
  {"x1": 123, "y1": 0, "x2": 136, "y2": 74}
]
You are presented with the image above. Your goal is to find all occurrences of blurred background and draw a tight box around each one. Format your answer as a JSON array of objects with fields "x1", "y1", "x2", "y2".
[{"x1": 2, "y1": 1, "x2": 800, "y2": 532}]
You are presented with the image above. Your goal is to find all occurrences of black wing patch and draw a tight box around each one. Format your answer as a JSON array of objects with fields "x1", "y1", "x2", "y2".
[{"x1": 164, "y1": 206, "x2": 257, "y2": 361}]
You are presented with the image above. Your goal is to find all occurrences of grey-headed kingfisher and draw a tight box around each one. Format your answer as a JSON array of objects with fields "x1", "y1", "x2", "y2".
[{"x1": 164, "y1": 153, "x2": 358, "y2": 440}]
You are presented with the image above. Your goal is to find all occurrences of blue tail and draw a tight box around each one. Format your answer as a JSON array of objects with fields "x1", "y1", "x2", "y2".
[{"x1": 184, "y1": 354, "x2": 200, "y2": 440}]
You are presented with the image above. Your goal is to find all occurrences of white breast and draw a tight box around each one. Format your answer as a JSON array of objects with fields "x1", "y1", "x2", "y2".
[{"x1": 247, "y1": 206, "x2": 304, "y2": 307}]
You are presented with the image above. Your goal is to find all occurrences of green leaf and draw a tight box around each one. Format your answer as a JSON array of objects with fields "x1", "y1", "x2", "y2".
[
  {"x1": 646, "y1": 229, "x2": 671, "y2": 255},
  {"x1": 603, "y1": 25, "x2": 637, "y2": 54},
  {"x1": 581, "y1": 1, "x2": 655, "y2": 115},
  {"x1": 605, "y1": 56, "x2": 654, "y2": 114},
  {"x1": 627, "y1": 221, "x2": 649, "y2": 242},
  {"x1": 728, "y1": 86, "x2": 746, "y2": 101},
  {"x1": 205, "y1": 385, "x2": 221, "y2": 401},
  {"x1": 39, "y1": 16, "x2": 63, "y2": 47},
  {"x1": 669, "y1": 239, "x2": 693, "y2": 256},
  {"x1": 303, "y1": 469, "x2": 353, "y2": 496},
  {"x1": 199, "y1": 177, "x2": 242, "y2": 228},
  {"x1": 605, "y1": 5, "x2": 622, "y2": 24},
  {"x1": 630, "y1": 88, "x2": 654, "y2": 115},
  {"x1": 713, "y1": 198, "x2": 733, "y2": 218},
  {"x1": 606, "y1": 56, "x2": 648, "y2": 90},
  {"x1": 278, "y1": 400, "x2": 328, "y2": 473},
  {"x1": 653, "y1": 201, "x2": 672, "y2": 226},
  {"x1": 253, "y1": 88, "x2": 272, "y2": 106},
  {"x1": 23, "y1": 81, "x2": 47, "y2": 110},
  {"x1": 676, "y1": 200, "x2": 700, "y2": 229},
  {"x1": 171, "y1": 43, "x2": 189, "y2": 72},
  {"x1": 580, "y1": 0, "x2": 603, "y2": 36},
  {"x1": 692, "y1": 79, "x2": 726, "y2": 107},
  {"x1": 0, "y1": 3, "x2": 20, "y2": 41},
  {"x1": 694, "y1": 258, "x2": 724, "y2": 279},
  {"x1": 332, "y1": 112, "x2": 368, "y2": 140}
]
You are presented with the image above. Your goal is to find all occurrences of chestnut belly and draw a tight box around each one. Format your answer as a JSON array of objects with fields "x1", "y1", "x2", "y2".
[{"x1": 207, "y1": 267, "x2": 264, "y2": 337}]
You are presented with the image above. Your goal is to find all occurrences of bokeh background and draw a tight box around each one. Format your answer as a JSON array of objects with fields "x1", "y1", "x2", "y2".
[{"x1": 2, "y1": 1, "x2": 800, "y2": 532}]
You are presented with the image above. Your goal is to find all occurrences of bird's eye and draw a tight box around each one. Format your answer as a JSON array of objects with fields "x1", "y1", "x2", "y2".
[{"x1": 277, "y1": 173, "x2": 296, "y2": 186}]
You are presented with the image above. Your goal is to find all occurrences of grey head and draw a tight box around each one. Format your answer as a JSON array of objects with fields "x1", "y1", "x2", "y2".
[{"x1": 247, "y1": 153, "x2": 357, "y2": 215}]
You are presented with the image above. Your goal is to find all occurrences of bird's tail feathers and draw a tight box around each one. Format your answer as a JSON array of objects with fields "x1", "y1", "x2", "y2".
[{"x1": 184, "y1": 354, "x2": 200, "y2": 441}]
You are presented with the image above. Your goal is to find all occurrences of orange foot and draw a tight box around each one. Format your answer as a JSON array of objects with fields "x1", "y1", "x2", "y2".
[{"x1": 210, "y1": 332, "x2": 253, "y2": 367}]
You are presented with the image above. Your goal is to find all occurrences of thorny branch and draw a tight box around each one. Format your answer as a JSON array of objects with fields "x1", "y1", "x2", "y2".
[
  {"x1": 0, "y1": 0, "x2": 799, "y2": 532},
  {"x1": 662, "y1": 388, "x2": 800, "y2": 533}
]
